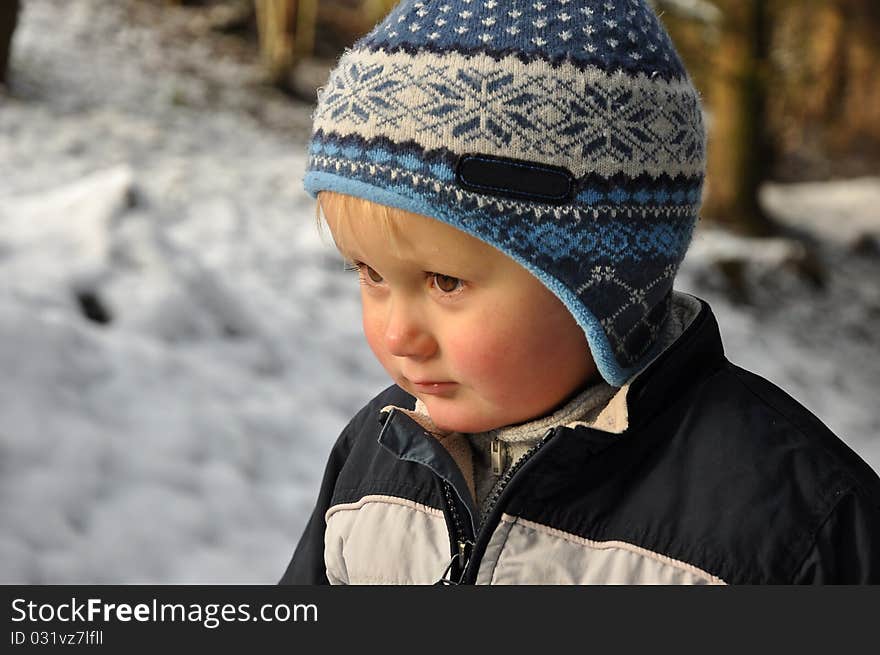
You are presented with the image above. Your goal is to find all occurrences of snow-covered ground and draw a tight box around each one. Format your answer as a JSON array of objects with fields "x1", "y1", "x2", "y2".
[{"x1": 1, "y1": 0, "x2": 878, "y2": 584}]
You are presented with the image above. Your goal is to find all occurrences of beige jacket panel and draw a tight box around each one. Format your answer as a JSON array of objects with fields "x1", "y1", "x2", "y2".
[
  {"x1": 324, "y1": 498, "x2": 725, "y2": 585},
  {"x1": 474, "y1": 515, "x2": 726, "y2": 585},
  {"x1": 324, "y1": 495, "x2": 450, "y2": 585}
]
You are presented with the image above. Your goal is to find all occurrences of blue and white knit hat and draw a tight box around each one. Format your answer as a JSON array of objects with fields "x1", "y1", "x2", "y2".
[{"x1": 303, "y1": 0, "x2": 706, "y2": 386}]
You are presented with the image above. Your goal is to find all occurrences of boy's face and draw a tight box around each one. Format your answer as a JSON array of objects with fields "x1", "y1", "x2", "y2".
[{"x1": 324, "y1": 198, "x2": 597, "y2": 433}]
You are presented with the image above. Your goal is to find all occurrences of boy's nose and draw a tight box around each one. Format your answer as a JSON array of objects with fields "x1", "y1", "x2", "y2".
[{"x1": 383, "y1": 302, "x2": 436, "y2": 360}]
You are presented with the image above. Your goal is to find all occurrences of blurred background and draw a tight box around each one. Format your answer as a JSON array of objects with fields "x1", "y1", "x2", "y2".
[{"x1": 0, "y1": 0, "x2": 878, "y2": 583}]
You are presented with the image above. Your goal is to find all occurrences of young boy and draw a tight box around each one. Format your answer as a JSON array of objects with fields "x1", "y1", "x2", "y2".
[{"x1": 281, "y1": 0, "x2": 880, "y2": 584}]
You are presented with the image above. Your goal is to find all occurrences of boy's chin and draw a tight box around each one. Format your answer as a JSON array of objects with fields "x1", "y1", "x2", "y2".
[{"x1": 419, "y1": 397, "x2": 504, "y2": 435}]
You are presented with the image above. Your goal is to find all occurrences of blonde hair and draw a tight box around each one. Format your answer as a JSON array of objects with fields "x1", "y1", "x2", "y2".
[{"x1": 315, "y1": 190, "x2": 405, "y2": 255}]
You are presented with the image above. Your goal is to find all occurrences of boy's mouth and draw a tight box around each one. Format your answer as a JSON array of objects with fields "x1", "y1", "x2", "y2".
[{"x1": 410, "y1": 381, "x2": 458, "y2": 395}]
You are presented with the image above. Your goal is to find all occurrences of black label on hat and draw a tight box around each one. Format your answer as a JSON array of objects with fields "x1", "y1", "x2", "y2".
[{"x1": 455, "y1": 154, "x2": 574, "y2": 205}]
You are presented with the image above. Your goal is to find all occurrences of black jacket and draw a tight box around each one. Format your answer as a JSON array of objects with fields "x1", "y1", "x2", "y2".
[{"x1": 281, "y1": 298, "x2": 880, "y2": 584}]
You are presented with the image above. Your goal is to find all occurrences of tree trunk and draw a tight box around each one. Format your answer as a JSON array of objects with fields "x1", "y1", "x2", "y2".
[
  {"x1": 772, "y1": 0, "x2": 880, "y2": 176},
  {"x1": 255, "y1": 0, "x2": 318, "y2": 85},
  {"x1": 0, "y1": 0, "x2": 20, "y2": 86},
  {"x1": 703, "y1": 0, "x2": 776, "y2": 236}
]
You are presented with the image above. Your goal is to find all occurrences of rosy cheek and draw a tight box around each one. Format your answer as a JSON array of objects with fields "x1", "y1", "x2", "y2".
[
  {"x1": 361, "y1": 305, "x2": 388, "y2": 364},
  {"x1": 468, "y1": 320, "x2": 553, "y2": 392},
  {"x1": 445, "y1": 327, "x2": 509, "y2": 384}
]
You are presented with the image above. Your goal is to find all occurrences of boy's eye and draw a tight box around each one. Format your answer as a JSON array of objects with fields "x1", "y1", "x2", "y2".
[
  {"x1": 343, "y1": 261, "x2": 383, "y2": 284},
  {"x1": 365, "y1": 265, "x2": 383, "y2": 283},
  {"x1": 432, "y1": 273, "x2": 462, "y2": 293}
]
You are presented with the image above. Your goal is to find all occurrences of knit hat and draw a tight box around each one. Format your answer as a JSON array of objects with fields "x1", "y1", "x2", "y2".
[{"x1": 303, "y1": 0, "x2": 706, "y2": 386}]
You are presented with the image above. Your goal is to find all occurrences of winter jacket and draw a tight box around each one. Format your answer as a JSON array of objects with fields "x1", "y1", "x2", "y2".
[{"x1": 280, "y1": 297, "x2": 880, "y2": 584}]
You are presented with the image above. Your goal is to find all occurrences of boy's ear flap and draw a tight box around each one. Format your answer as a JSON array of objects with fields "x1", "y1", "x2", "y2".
[{"x1": 455, "y1": 153, "x2": 575, "y2": 206}]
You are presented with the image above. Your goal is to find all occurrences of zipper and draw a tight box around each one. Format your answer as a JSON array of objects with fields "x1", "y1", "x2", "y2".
[
  {"x1": 436, "y1": 427, "x2": 559, "y2": 584},
  {"x1": 436, "y1": 481, "x2": 474, "y2": 585},
  {"x1": 490, "y1": 438, "x2": 506, "y2": 476},
  {"x1": 479, "y1": 427, "x2": 556, "y2": 528},
  {"x1": 462, "y1": 426, "x2": 559, "y2": 583}
]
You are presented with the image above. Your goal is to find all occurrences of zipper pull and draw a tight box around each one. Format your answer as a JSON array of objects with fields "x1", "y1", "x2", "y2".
[
  {"x1": 435, "y1": 540, "x2": 474, "y2": 585},
  {"x1": 490, "y1": 438, "x2": 506, "y2": 476},
  {"x1": 457, "y1": 539, "x2": 474, "y2": 582},
  {"x1": 435, "y1": 553, "x2": 459, "y2": 585}
]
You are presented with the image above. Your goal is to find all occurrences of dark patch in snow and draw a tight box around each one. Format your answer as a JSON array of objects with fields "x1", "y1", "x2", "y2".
[{"x1": 75, "y1": 290, "x2": 112, "y2": 325}]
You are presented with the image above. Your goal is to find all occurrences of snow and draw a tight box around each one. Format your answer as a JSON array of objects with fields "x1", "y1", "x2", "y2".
[
  {"x1": 1, "y1": 0, "x2": 878, "y2": 583},
  {"x1": 2, "y1": 0, "x2": 388, "y2": 584}
]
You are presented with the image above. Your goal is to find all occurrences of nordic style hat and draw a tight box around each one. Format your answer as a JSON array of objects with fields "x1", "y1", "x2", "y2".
[{"x1": 303, "y1": 0, "x2": 706, "y2": 386}]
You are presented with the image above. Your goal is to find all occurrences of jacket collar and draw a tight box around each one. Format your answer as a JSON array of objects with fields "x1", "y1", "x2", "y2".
[
  {"x1": 623, "y1": 294, "x2": 726, "y2": 432},
  {"x1": 377, "y1": 407, "x2": 479, "y2": 526}
]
